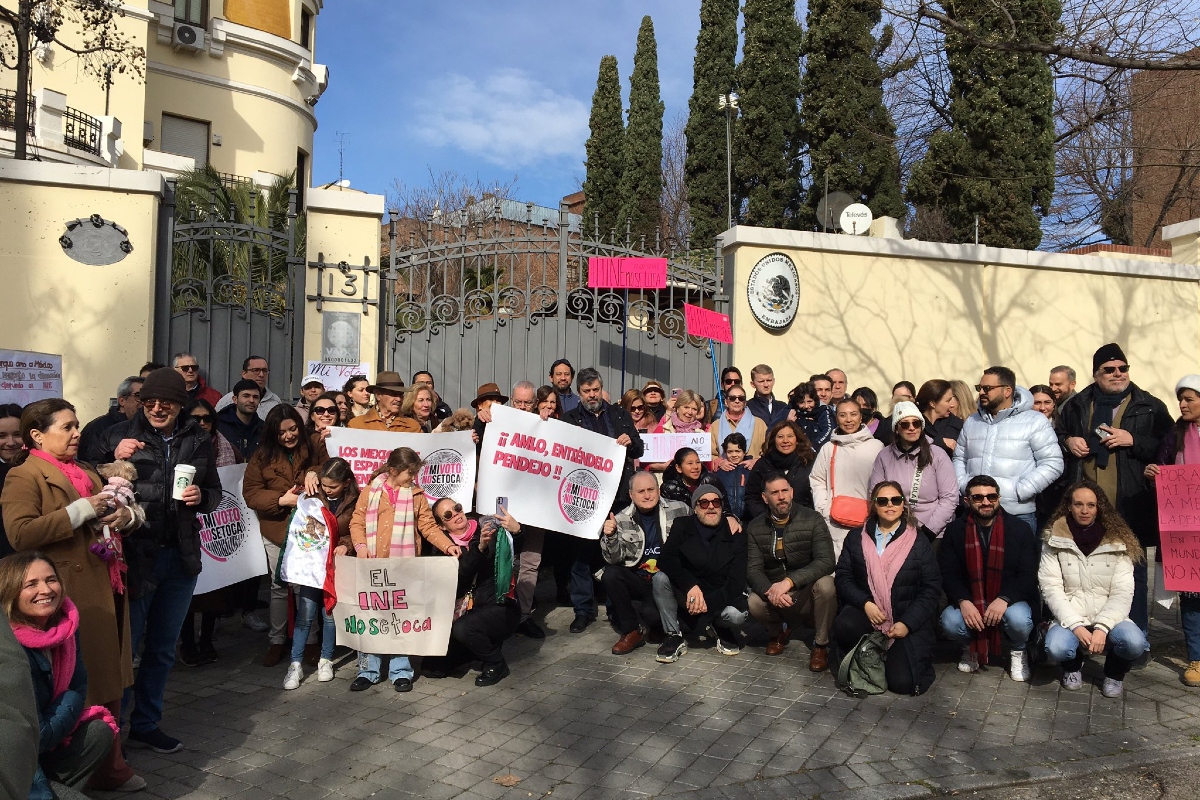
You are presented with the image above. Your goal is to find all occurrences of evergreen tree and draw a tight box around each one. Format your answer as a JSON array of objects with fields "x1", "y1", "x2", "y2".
[
  {"x1": 906, "y1": 0, "x2": 1059, "y2": 249},
  {"x1": 798, "y1": 0, "x2": 905, "y2": 229},
  {"x1": 735, "y1": 0, "x2": 803, "y2": 228},
  {"x1": 685, "y1": 0, "x2": 740, "y2": 246},
  {"x1": 582, "y1": 55, "x2": 625, "y2": 239},
  {"x1": 619, "y1": 16, "x2": 666, "y2": 243}
]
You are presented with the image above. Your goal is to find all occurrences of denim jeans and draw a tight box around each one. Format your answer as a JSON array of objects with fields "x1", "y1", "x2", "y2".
[
  {"x1": 1130, "y1": 558, "x2": 1149, "y2": 637},
  {"x1": 651, "y1": 571, "x2": 747, "y2": 636},
  {"x1": 568, "y1": 538, "x2": 599, "y2": 618},
  {"x1": 939, "y1": 601, "x2": 1034, "y2": 650},
  {"x1": 290, "y1": 586, "x2": 335, "y2": 664},
  {"x1": 1182, "y1": 593, "x2": 1200, "y2": 662},
  {"x1": 1014, "y1": 513, "x2": 1039, "y2": 535},
  {"x1": 1045, "y1": 619, "x2": 1147, "y2": 666},
  {"x1": 125, "y1": 548, "x2": 198, "y2": 734},
  {"x1": 357, "y1": 653, "x2": 412, "y2": 682}
]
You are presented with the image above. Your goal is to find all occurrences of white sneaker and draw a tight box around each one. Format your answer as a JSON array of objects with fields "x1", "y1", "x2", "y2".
[
  {"x1": 242, "y1": 612, "x2": 269, "y2": 633},
  {"x1": 957, "y1": 647, "x2": 979, "y2": 673},
  {"x1": 1101, "y1": 677, "x2": 1124, "y2": 698},
  {"x1": 1061, "y1": 670, "x2": 1083, "y2": 690},
  {"x1": 1009, "y1": 650, "x2": 1031, "y2": 682},
  {"x1": 282, "y1": 661, "x2": 303, "y2": 690},
  {"x1": 317, "y1": 658, "x2": 335, "y2": 682}
]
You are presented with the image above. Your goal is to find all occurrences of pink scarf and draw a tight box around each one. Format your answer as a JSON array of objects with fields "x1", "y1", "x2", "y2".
[
  {"x1": 363, "y1": 476, "x2": 416, "y2": 558},
  {"x1": 667, "y1": 412, "x2": 705, "y2": 433},
  {"x1": 1178, "y1": 423, "x2": 1200, "y2": 466},
  {"x1": 29, "y1": 449, "x2": 95, "y2": 498},
  {"x1": 448, "y1": 519, "x2": 477, "y2": 549},
  {"x1": 861, "y1": 522, "x2": 918, "y2": 641}
]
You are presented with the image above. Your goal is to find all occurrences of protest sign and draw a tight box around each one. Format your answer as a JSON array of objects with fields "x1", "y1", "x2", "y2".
[
  {"x1": 640, "y1": 432, "x2": 712, "y2": 462},
  {"x1": 0, "y1": 349, "x2": 63, "y2": 406},
  {"x1": 193, "y1": 464, "x2": 268, "y2": 595},
  {"x1": 683, "y1": 303, "x2": 733, "y2": 344},
  {"x1": 331, "y1": 555, "x2": 457, "y2": 655},
  {"x1": 1156, "y1": 465, "x2": 1200, "y2": 592},
  {"x1": 477, "y1": 405, "x2": 625, "y2": 539},
  {"x1": 326, "y1": 427, "x2": 475, "y2": 510},
  {"x1": 587, "y1": 257, "x2": 668, "y2": 290},
  {"x1": 305, "y1": 361, "x2": 371, "y2": 392}
]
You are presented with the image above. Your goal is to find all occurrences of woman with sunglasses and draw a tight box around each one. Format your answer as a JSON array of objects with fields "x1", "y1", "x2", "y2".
[
  {"x1": 833, "y1": 481, "x2": 942, "y2": 695},
  {"x1": 620, "y1": 389, "x2": 657, "y2": 433},
  {"x1": 304, "y1": 391, "x2": 343, "y2": 464},
  {"x1": 868, "y1": 402, "x2": 959, "y2": 541},
  {"x1": 711, "y1": 386, "x2": 765, "y2": 472}
]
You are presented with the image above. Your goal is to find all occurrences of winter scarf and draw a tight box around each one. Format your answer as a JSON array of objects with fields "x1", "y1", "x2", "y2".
[
  {"x1": 667, "y1": 411, "x2": 705, "y2": 434},
  {"x1": 1177, "y1": 423, "x2": 1200, "y2": 467},
  {"x1": 363, "y1": 476, "x2": 416, "y2": 558},
  {"x1": 1090, "y1": 386, "x2": 1132, "y2": 468},
  {"x1": 964, "y1": 513, "x2": 1005, "y2": 664},
  {"x1": 1067, "y1": 514, "x2": 1106, "y2": 557},
  {"x1": 861, "y1": 520, "x2": 917, "y2": 642},
  {"x1": 29, "y1": 449, "x2": 94, "y2": 499},
  {"x1": 763, "y1": 446, "x2": 802, "y2": 475},
  {"x1": 717, "y1": 411, "x2": 756, "y2": 447}
]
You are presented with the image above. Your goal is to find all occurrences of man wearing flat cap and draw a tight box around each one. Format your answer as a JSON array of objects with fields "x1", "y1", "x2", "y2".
[
  {"x1": 348, "y1": 371, "x2": 418, "y2": 432},
  {"x1": 1059, "y1": 343, "x2": 1172, "y2": 644}
]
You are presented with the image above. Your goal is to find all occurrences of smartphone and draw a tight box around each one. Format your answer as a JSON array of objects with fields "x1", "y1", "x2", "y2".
[
  {"x1": 671, "y1": 388, "x2": 682, "y2": 399},
  {"x1": 496, "y1": 497, "x2": 509, "y2": 515},
  {"x1": 1094, "y1": 426, "x2": 1113, "y2": 440}
]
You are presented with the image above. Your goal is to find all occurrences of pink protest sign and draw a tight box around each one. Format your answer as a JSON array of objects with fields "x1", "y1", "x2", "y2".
[
  {"x1": 684, "y1": 303, "x2": 733, "y2": 344},
  {"x1": 1156, "y1": 465, "x2": 1200, "y2": 592},
  {"x1": 587, "y1": 257, "x2": 668, "y2": 290}
]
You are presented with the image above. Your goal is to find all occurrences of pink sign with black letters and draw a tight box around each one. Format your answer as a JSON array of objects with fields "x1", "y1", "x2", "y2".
[
  {"x1": 684, "y1": 303, "x2": 733, "y2": 344},
  {"x1": 586, "y1": 257, "x2": 668, "y2": 290}
]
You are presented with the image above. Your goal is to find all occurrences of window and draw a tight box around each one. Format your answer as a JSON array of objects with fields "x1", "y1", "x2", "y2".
[
  {"x1": 174, "y1": 0, "x2": 206, "y2": 25},
  {"x1": 161, "y1": 114, "x2": 209, "y2": 168},
  {"x1": 296, "y1": 149, "x2": 308, "y2": 209},
  {"x1": 300, "y1": 9, "x2": 313, "y2": 50}
]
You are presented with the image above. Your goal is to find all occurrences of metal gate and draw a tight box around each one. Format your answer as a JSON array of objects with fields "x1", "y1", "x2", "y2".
[
  {"x1": 383, "y1": 202, "x2": 729, "y2": 410},
  {"x1": 153, "y1": 180, "x2": 305, "y2": 400}
]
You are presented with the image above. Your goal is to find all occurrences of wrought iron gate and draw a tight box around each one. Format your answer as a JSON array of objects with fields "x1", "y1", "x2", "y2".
[{"x1": 383, "y1": 202, "x2": 729, "y2": 411}]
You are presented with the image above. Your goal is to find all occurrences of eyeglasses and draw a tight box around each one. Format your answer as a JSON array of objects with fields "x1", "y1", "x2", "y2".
[
  {"x1": 191, "y1": 414, "x2": 213, "y2": 423},
  {"x1": 511, "y1": 400, "x2": 535, "y2": 409},
  {"x1": 723, "y1": 378, "x2": 742, "y2": 386},
  {"x1": 968, "y1": 492, "x2": 999, "y2": 503},
  {"x1": 896, "y1": 419, "x2": 922, "y2": 430},
  {"x1": 695, "y1": 498, "x2": 722, "y2": 510},
  {"x1": 629, "y1": 404, "x2": 645, "y2": 412},
  {"x1": 312, "y1": 406, "x2": 337, "y2": 416},
  {"x1": 1100, "y1": 364, "x2": 1130, "y2": 375},
  {"x1": 142, "y1": 399, "x2": 178, "y2": 410},
  {"x1": 727, "y1": 395, "x2": 746, "y2": 402},
  {"x1": 874, "y1": 496, "x2": 905, "y2": 507},
  {"x1": 975, "y1": 384, "x2": 1007, "y2": 394},
  {"x1": 439, "y1": 503, "x2": 464, "y2": 521},
  {"x1": 177, "y1": 364, "x2": 199, "y2": 372},
  {"x1": 245, "y1": 367, "x2": 268, "y2": 375}
]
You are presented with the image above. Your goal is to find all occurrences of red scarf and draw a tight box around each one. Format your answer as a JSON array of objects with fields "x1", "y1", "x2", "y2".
[
  {"x1": 29, "y1": 449, "x2": 95, "y2": 498},
  {"x1": 964, "y1": 513, "x2": 1005, "y2": 664}
]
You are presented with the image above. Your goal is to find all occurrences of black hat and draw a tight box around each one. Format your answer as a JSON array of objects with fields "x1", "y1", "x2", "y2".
[
  {"x1": 140, "y1": 368, "x2": 189, "y2": 406},
  {"x1": 1092, "y1": 343, "x2": 1127, "y2": 374}
]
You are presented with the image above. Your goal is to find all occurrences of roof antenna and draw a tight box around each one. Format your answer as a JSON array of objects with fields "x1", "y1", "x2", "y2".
[{"x1": 335, "y1": 131, "x2": 351, "y2": 184}]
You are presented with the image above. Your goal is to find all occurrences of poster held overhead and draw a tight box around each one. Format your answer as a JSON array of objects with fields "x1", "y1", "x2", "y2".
[{"x1": 326, "y1": 428, "x2": 475, "y2": 511}]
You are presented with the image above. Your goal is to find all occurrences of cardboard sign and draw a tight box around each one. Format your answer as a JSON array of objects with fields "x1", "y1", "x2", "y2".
[
  {"x1": 0, "y1": 349, "x2": 63, "y2": 406},
  {"x1": 640, "y1": 432, "x2": 713, "y2": 462},
  {"x1": 684, "y1": 304, "x2": 733, "y2": 344},
  {"x1": 587, "y1": 257, "x2": 668, "y2": 290},
  {"x1": 305, "y1": 361, "x2": 371, "y2": 392},
  {"x1": 1156, "y1": 465, "x2": 1200, "y2": 592},
  {"x1": 193, "y1": 464, "x2": 268, "y2": 595},
  {"x1": 326, "y1": 427, "x2": 475, "y2": 511},
  {"x1": 331, "y1": 556, "x2": 457, "y2": 655},
  {"x1": 476, "y1": 405, "x2": 626, "y2": 539}
]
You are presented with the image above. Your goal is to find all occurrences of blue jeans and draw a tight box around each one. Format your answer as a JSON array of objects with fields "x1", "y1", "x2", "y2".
[
  {"x1": 125, "y1": 548, "x2": 198, "y2": 734},
  {"x1": 1014, "y1": 513, "x2": 1039, "y2": 534},
  {"x1": 939, "y1": 601, "x2": 1034, "y2": 650},
  {"x1": 1045, "y1": 619, "x2": 1147, "y2": 665},
  {"x1": 357, "y1": 653, "x2": 412, "y2": 682},
  {"x1": 1182, "y1": 594, "x2": 1200, "y2": 662},
  {"x1": 1131, "y1": 558, "x2": 1149, "y2": 638},
  {"x1": 569, "y1": 539, "x2": 598, "y2": 618},
  {"x1": 290, "y1": 586, "x2": 335, "y2": 664}
]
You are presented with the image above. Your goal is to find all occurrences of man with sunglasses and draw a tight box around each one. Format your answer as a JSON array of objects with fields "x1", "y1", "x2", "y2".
[
  {"x1": 1058, "y1": 343, "x2": 1172, "y2": 646},
  {"x1": 707, "y1": 367, "x2": 744, "y2": 421},
  {"x1": 173, "y1": 352, "x2": 222, "y2": 407},
  {"x1": 938, "y1": 475, "x2": 1039, "y2": 682},
  {"x1": 953, "y1": 366, "x2": 1062, "y2": 533}
]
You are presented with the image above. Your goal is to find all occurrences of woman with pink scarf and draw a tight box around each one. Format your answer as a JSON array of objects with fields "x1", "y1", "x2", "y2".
[{"x1": 833, "y1": 481, "x2": 942, "y2": 695}]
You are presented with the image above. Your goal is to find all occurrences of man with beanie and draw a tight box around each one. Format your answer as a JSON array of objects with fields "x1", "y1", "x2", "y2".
[
  {"x1": 217, "y1": 379, "x2": 263, "y2": 458},
  {"x1": 1059, "y1": 344, "x2": 1172, "y2": 647},
  {"x1": 99, "y1": 368, "x2": 221, "y2": 754}
]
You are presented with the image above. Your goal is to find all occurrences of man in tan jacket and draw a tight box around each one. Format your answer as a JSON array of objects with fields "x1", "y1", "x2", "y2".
[{"x1": 348, "y1": 372, "x2": 419, "y2": 432}]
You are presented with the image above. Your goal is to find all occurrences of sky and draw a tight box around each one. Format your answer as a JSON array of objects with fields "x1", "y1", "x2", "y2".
[{"x1": 311, "y1": 1, "x2": 712, "y2": 210}]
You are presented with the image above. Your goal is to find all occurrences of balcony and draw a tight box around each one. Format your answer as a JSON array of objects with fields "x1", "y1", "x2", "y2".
[
  {"x1": 0, "y1": 88, "x2": 121, "y2": 166},
  {"x1": 63, "y1": 106, "x2": 102, "y2": 156},
  {"x1": 0, "y1": 89, "x2": 35, "y2": 134}
]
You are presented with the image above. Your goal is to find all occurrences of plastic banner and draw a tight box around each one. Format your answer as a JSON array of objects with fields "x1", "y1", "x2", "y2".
[
  {"x1": 326, "y1": 427, "x2": 475, "y2": 511},
  {"x1": 193, "y1": 464, "x2": 268, "y2": 595},
  {"x1": 331, "y1": 555, "x2": 457, "y2": 655},
  {"x1": 640, "y1": 432, "x2": 712, "y2": 462},
  {"x1": 1156, "y1": 465, "x2": 1200, "y2": 592}
]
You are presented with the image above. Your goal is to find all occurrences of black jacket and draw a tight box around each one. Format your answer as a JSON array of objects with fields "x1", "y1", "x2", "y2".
[
  {"x1": 747, "y1": 394, "x2": 789, "y2": 429},
  {"x1": 659, "y1": 514, "x2": 747, "y2": 613},
  {"x1": 1057, "y1": 383, "x2": 1173, "y2": 545},
  {"x1": 745, "y1": 502, "x2": 835, "y2": 597},
  {"x1": 744, "y1": 453, "x2": 814, "y2": 520},
  {"x1": 97, "y1": 412, "x2": 221, "y2": 597},
  {"x1": 562, "y1": 401, "x2": 645, "y2": 509},
  {"x1": 937, "y1": 510, "x2": 1039, "y2": 613},
  {"x1": 217, "y1": 404, "x2": 264, "y2": 460},
  {"x1": 79, "y1": 407, "x2": 127, "y2": 464},
  {"x1": 926, "y1": 415, "x2": 963, "y2": 458},
  {"x1": 456, "y1": 516, "x2": 523, "y2": 610},
  {"x1": 0, "y1": 461, "x2": 12, "y2": 558}
]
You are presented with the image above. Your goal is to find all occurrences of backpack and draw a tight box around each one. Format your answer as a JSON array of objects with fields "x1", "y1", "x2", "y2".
[{"x1": 836, "y1": 631, "x2": 889, "y2": 697}]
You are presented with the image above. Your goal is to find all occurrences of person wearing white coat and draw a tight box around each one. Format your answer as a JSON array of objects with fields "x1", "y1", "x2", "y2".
[{"x1": 809, "y1": 400, "x2": 884, "y2": 558}]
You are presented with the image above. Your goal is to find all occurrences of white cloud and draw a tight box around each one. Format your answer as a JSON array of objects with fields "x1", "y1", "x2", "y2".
[{"x1": 411, "y1": 69, "x2": 590, "y2": 169}]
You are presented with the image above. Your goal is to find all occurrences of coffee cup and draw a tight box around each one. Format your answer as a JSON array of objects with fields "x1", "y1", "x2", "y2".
[{"x1": 173, "y1": 464, "x2": 197, "y2": 500}]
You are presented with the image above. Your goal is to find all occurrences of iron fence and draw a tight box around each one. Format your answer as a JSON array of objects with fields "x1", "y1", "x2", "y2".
[
  {"x1": 0, "y1": 88, "x2": 35, "y2": 134},
  {"x1": 63, "y1": 106, "x2": 101, "y2": 155}
]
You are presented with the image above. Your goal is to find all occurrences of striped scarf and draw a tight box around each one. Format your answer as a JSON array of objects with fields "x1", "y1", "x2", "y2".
[
  {"x1": 364, "y1": 475, "x2": 416, "y2": 558},
  {"x1": 964, "y1": 514, "x2": 1005, "y2": 664}
]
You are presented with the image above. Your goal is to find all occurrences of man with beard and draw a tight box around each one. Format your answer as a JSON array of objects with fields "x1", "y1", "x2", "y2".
[
  {"x1": 1048, "y1": 366, "x2": 1077, "y2": 408},
  {"x1": 549, "y1": 359, "x2": 579, "y2": 413}
]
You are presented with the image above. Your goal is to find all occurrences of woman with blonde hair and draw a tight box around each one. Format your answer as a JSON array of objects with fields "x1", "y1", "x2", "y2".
[
  {"x1": 948, "y1": 380, "x2": 977, "y2": 421},
  {"x1": 647, "y1": 390, "x2": 708, "y2": 472},
  {"x1": 399, "y1": 383, "x2": 438, "y2": 433},
  {"x1": 620, "y1": 389, "x2": 657, "y2": 433}
]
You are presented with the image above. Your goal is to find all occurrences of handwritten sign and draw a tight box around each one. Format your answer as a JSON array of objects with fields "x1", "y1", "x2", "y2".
[
  {"x1": 640, "y1": 432, "x2": 713, "y2": 462},
  {"x1": 0, "y1": 348, "x2": 63, "y2": 406},
  {"x1": 684, "y1": 304, "x2": 733, "y2": 344},
  {"x1": 1155, "y1": 465, "x2": 1200, "y2": 592},
  {"x1": 306, "y1": 361, "x2": 371, "y2": 392},
  {"x1": 194, "y1": 465, "x2": 267, "y2": 595},
  {"x1": 331, "y1": 556, "x2": 457, "y2": 655},
  {"x1": 587, "y1": 257, "x2": 668, "y2": 290},
  {"x1": 326, "y1": 428, "x2": 474, "y2": 511}
]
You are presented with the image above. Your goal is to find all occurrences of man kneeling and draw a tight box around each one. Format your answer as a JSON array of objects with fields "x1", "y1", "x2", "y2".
[
  {"x1": 601, "y1": 471, "x2": 691, "y2": 655},
  {"x1": 938, "y1": 475, "x2": 1039, "y2": 681}
]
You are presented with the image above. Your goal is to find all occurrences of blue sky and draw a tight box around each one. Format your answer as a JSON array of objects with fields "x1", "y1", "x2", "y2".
[{"x1": 311, "y1": 1, "x2": 710, "y2": 209}]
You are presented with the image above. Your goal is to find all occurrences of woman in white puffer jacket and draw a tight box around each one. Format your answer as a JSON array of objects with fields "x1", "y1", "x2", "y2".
[
  {"x1": 809, "y1": 399, "x2": 884, "y2": 558},
  {"x1": 1039, "y1": 479, "x2": 1147, "y2": 698}
]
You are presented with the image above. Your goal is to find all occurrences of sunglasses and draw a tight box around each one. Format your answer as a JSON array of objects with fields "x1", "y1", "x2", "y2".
[
  {"x1": 695, "y1": 498, "x2": 722, "y2": 510},
  {"x1": 191, "y1": 414, "x2": 213, "y2": 423},
  {"x1": 727, "y1": 395, "x2": 746, "y2": 402},
  {"x1": 975, "y1": 384, "x2": 1008, "y2": 394},
  {"x1": 142, "y1": 399, "x2": 178, "y2": 410},
  {"x1": 896, "y1": 419, "x2": 922, "y2": 430},
  {"x1": 969, "y1": 492, "x2": 999, "y2": 502},
  {"x1": 313, "y1": 406, "x2": 337, "y2": 415},
  {"x1": 874, "y1": 496, "x2": 905, "y2": 507},
  {"x1": 1100, "y1": 364, "x2": 1130, "y2": 375},
  {"x1": 177, "y1": 364, "x2": 199, "y2": 372},
  {"x1": 439, "y1": 503, "x2": 464, "y2": 521},
  {"x1": 723, "y1": 378, "x2": 742, "y2": 386},
  {"x1": 630, "y1": 404, "x2": 645, "y2": 412}
]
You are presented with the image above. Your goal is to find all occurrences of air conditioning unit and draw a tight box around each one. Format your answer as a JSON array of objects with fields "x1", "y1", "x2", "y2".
[{"x1": 173, "y1": 23, "x2": 205, "y2": 51}]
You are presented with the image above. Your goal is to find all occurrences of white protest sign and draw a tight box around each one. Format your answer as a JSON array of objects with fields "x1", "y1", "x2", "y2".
[
  {"x1": 305, "y1": 361, "x2": 371, "y2": 392},
  {"x1": 332, "y1": 555, "x2": 457, "y2": 655},
  {"x1": 193, "y1": 464, "x2": 268, "y2": 595},
  {"x1": 476, "y1": 405, "x2": 626, "y2": 539},
  {"x1": 0, "y1": 349, "x2": 63, "y2": 406},
  {"x1": 640, "y1": 432, "x2": 712, "y2": 462},
  {"x1": 326, "y1": 427, "x2": 475, "y2": 511}
]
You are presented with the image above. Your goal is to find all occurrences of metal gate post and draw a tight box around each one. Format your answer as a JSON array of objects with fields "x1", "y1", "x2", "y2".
[
  {"x1": 287, "y1": 189, "x2": 305, "y2": 402},
  {"x1": 382, "y1": 208, "x2": 398, "y2": 372},
  {"x1": 152, "y1": 179, "x2": 176, "y2": 364},
  {"x1": 556, "y1": 202, "x2": 569, "y2": 355}
]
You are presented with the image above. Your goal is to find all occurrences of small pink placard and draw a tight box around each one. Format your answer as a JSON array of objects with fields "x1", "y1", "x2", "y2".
[
  {"x1": 586, "y1": 257, "x2": 668, "y2": 290},
  {"x1": 684, "y1": 303, "x2": 732, "y2": 344}
]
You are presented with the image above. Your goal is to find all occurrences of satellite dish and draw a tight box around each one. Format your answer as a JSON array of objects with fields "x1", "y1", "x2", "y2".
[
  {"x1": 816, "y1": 191, "x2": 854, "y2": 232},
  {"x1": 839, "y1": 203, "x2": 873, "y2": 235}
]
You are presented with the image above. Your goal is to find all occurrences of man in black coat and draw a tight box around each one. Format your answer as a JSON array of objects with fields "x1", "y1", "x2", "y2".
[
  {"x1": 79, "y1": 376, "x2": 143, "y2": 463},
  {"x1": 561, "y1": 367, "x2": 645, "y2": 633},
  {"x1": 938, "y1": 475, "x2": 1039, "y2": 682},
  {"x1": 98, "y1": 368, "x2": 220, "y2": 755},
  {"x1": 1058, "y1": 343, "x2": 1172, "y2": 639}
]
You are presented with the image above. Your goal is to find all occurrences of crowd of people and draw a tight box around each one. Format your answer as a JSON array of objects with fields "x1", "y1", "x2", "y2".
[{"x1": 0, "y1": 343, "x2": 1196, "y2": 798}]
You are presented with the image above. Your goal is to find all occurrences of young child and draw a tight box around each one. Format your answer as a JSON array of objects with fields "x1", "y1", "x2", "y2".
[
  {"x1": 347, "y1": 448, "x2": 461, "y2": 692},
  {"x1": 716, "y1": 433, "x2": 750, "y2": 520}
]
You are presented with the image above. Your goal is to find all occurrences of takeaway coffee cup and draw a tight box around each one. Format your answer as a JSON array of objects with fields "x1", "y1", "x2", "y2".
[{"x1": 172, "y1": 464, "x2": 197, "y2": 500}]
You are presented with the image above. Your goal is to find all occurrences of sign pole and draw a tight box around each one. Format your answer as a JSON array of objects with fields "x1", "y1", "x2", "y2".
[
  {"x1": 620, "y1": 289, "x2": 629, "y2": 395},
  {"x1": 708, "y1": 339, "x2": 724, "y2": 416}
]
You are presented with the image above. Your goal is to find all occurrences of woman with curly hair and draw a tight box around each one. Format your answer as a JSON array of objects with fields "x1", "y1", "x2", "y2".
[
  {"x1": 1040, "y1": 479, "x2": 1147, "y2": 698},
  {"x1": 744, "y1": 419, "x2": 817, "y2": 519}
]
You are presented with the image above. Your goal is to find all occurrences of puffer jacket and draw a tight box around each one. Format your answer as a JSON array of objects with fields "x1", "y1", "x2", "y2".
[
  {"x1": 601, "y1": 499, "x2": 691, "y2": 567},
  {"x1": 1038, "y1": 517, "x2": 1135, "y2": 632},
  {"x1": 868, "y1": 439, "x2": 959, "y2": 536},
  {"x1": 953, "y1": 386, "x2": 1063, "y2": 515},
  {"x1": 809, "y1": 427, "x2": 885, "y2": 556},
  {"x1": 745, "y1": 502, "x2": 835, "y2": 596}
]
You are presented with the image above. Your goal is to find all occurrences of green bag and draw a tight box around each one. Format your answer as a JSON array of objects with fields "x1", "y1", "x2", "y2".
[{"x1": 836, "y1": 631, "x2": 889, "y2": 697}]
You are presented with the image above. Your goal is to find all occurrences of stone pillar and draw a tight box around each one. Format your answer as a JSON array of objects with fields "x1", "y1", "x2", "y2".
[
  {"x1": 35, "y1": 88, "x2": 66, "y2": 147},
  {"x1": 1163, "y1": 218, "x2": 1200, "y2": 265}
]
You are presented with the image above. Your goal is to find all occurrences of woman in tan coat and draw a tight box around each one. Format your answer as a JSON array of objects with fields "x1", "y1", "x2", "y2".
[{"x1": 1, "y1": 398, "x2": 143, "y2": 791}]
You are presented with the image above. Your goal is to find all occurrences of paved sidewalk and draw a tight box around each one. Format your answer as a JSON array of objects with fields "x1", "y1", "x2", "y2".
[{"x1": 102, "y1": 598, "x2": 1200, "y2": 800}]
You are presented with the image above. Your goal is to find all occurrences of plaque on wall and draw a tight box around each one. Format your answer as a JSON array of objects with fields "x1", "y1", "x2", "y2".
[
  {"x1": 60, "y1": 215, "x2": 133, "y2": 266},
  {"x1": 746, "y1": 252, "x2": 799, "y2": 331},
  {"x1": 322, "y1": 312, "x2": 360, "y2": 365}
]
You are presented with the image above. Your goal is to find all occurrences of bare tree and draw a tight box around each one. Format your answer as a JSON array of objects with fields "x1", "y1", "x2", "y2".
[
  {"x1": 660, "y1": 111, "x2": 692, "y2": 248},
  {"x1": 389, "y1": 168, "x2": 520, "y2": 226}
]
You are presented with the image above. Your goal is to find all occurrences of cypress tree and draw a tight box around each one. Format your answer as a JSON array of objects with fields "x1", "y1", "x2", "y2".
[
  {"x1": 582, "y1": 55, "x2": 625, "y2": 239},
  {"x1": 619, "y1": 16, "x2": 666, "y2": 244},
  {"x1": 735, "y1": 0, "x2": 803, "y2": 228},
  {"x1": 906, "y1": 0, "x2": 1059, "y2": 249},
  {"x1": 685, "y1": 0, "x2": 740, "y2": 246},
  {"x1": 799, "y1": 0, "x2": 905, "y2": 229}
]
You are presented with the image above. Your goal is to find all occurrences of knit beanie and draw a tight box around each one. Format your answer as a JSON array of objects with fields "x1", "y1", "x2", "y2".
[
  {"x1": 892, "y1": 400, "x2": 922, "y2": 428},
  {"x1": 1176, "y1": 375, "x2": 1200, "y2": 398},
  {"x1": 692, "y1": 484, "x2": 722, "y2": 509},
  {"x1": 140, "y1": 368, "x2": 189, "y2": 406},
  {"x1": 1092, "y1": 343, "x2": 1127, "y2": 374}
]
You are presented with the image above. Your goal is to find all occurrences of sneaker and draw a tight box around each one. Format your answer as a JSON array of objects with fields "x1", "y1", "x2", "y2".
[
  {"x1": 131, "y1": 653, "x2": 141, "y2": 669},
  {"x1": 1009, "y1": 650, "x2": 1030, "y2": 682},
  {"x1": 283, "y1": 661, "x2": 303, "y2": 690},
  {"x1": 317, "y1": 658, "x2": 335, "y2": 682},
  {"x1": 128, "y1": 727, "x2": 183, "y2": 754},
  {"x1": 1184, "y1": 661, "x2": 1200, "y2": 687},
  {"x1": 1061, "y1": 670, "x2": 1084, "y2": 691},
  {"x1": 1101, "y1": 677, "x2": 1124, "y2": 698},
  {"x1": 712, "y1": 626, "x2": 741, "y2": 656},
  {"x1": 112, "y1": 775, "x2": 147, "y2": 792},
  {"x1": 958, "y1": 647, "x2": 979, "y2": 674},
  {"x1": 242, "y1": 611, "x2": 269, "y2": 633},
  {"x1": 656, "y1": 634, "x2": 687, "y2": 663},
  {"x1": 178, "y1": 647, "x2": 202, "y2": 668}
]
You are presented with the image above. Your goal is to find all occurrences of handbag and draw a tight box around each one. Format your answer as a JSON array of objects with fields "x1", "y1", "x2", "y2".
[
  {"x1": 836, "y1": 631, "x2": 888, "y2": 697},
  {"x1": 828, "y1": 445, "x2": 869, "y2": 527}
]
